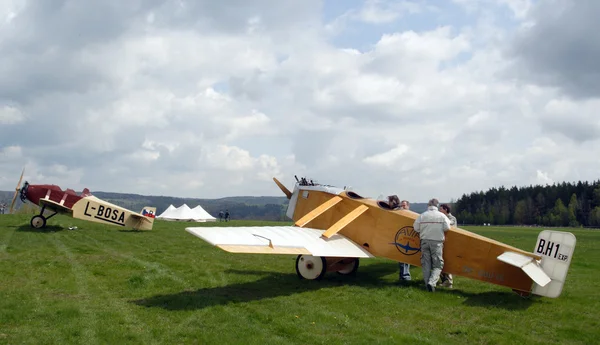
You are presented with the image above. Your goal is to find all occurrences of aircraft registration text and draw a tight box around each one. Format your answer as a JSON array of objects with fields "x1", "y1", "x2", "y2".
[
  {"x1": 83, "y1": 202, "x2": 126, "y2": 226},
  {"x1": 535, "y1": 238, "x2": 570, "y2": 262}
]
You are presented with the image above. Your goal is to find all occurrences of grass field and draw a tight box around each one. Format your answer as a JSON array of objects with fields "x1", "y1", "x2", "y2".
[{"x1": 1, "y1": 215, "x2": 599, "y2": 344}]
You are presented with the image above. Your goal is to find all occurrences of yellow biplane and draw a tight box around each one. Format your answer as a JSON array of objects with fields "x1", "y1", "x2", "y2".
[{"x1": 186, "y1": 176, "x2": 576, "y2": 298}]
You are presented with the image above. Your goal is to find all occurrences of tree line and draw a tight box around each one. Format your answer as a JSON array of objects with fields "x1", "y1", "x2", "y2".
[{"x1": 454, "y1": 180, "x2": 600, "y2": 227}]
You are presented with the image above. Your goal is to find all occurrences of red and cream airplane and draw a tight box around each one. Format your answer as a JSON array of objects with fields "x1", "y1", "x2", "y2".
[
  {"x1": 186, "y1": 176, "x2": 576, "y2": 298},
  {"x1": 9, "y1": 169, "x2": 156, "y2": 230}
]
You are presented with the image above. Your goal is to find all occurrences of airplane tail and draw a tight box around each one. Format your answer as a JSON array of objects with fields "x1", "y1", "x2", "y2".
[
  {"x1": 136, "y1": 206, "x2": 157, "y2": 230},
  {"x1": 530, "y1": 230, "x2": 576, "y2": 298},
  {"x1": 498, "y1": 230, "x2": 576, "y2": 298}
]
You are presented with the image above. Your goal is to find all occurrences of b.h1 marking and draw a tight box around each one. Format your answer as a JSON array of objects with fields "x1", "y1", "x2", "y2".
[{"x1": 536, "y1": 238, "x2": 569, "y2": 262}]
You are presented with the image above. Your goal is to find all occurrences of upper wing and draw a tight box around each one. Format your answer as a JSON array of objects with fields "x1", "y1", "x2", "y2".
[
  {"x1": 38, "y1": 198, "x2": 73, "y2": 214},
  {"x1": 185, "y1": 226, "x2": 375, "y2": 258}
]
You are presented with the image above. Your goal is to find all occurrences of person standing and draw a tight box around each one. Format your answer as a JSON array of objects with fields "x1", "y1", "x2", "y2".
[
  {"x1": 413, "y1": 198, "x2": 451, "y2": 292},
  {"x1": 439, "y1": 204, "x2": 457, "y2": 288},
  {"x1": 398, "y1": 199, "x2": 412, "y2": 282}
]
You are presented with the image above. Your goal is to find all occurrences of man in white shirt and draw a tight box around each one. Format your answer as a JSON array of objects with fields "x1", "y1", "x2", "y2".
[{"x1": 413, "y1": 198, "x2": 451, "y2": 292}]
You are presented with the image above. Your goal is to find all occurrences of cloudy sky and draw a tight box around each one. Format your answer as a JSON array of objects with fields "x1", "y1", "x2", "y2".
[{"x1": 1, "y1": 0, "x2": 599, "y2": 202}]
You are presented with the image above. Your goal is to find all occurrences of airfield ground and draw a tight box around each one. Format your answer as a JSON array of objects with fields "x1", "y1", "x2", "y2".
[{"x1": 0, "y1": 214, "x2": 598, "y2": 344}]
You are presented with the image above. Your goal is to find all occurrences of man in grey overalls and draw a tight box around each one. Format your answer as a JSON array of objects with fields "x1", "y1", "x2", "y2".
[{"x1": 413, "y1": 198, "x2": 451, "y2": 292}]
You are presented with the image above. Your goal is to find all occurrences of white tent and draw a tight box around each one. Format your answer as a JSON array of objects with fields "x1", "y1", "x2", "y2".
[
  {"x1": 157, "y1": 204, "x2": 176, "y2": 218},
  {"x1": 192, "y1": 205, "x2": 217, "y2": 222},
  {"x1": 157, "y1": 204, "x2": 216, "y2": 222}
]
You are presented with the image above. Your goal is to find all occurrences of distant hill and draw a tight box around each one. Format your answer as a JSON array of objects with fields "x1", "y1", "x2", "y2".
[
  {"x1": 0, "y1": 190, "x2": 290, "y2": 220},
  {"x1": 0, "y1": 190, "x2": 429, "y2": 220}
]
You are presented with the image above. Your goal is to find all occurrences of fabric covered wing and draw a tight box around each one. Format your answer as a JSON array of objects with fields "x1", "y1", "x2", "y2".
[
  {"x1": 39, "y1": 198, "x2": 73, "y2": 214},
  {"x1": 185, "y1": 226, "x2": 375, "y2": 258}
]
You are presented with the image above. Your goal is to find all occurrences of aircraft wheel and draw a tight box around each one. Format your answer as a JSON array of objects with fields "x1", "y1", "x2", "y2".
[
  {"x1": 30, "y1": 215, "x2": 46, "y2": 229},
  {"x1": 295, "y1": 255, "x2": 327, "y2": 280},
  {"x1": 336, "y1": 258, "x2": 360, "y2": 275}
]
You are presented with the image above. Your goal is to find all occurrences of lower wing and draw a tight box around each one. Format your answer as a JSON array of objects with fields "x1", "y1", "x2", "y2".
[
  {"x1": 38, "y1": 198, "x2": 73, "y2": 214},
  {"x1": 186, "y1": 226, "x2": 374, "y2": 258}
]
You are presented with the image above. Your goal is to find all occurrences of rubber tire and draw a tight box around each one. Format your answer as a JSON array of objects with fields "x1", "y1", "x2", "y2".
[
  {"x1": 295, "y1": 255, "x2": 327, "y2": 280},
  {"x1": 30, "y1": 215, "x2": 46, "y2": 229},
  {"x1": 336, "y1": 258, "x2": 360, "y2": 275}
]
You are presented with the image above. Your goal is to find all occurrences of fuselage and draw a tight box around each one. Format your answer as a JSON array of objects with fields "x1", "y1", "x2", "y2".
[
  {"x1": 285, "y1": 182, "x2": 540, "y2": 292},
  {"x1": 23, "y1": 184, "x2": 85, "y2": 210}
]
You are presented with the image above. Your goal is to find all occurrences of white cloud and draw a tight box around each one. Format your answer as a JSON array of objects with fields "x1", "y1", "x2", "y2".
[
  {"x1": 363, "y1": 145, "x2": 409, "y2": 167},
  {"x1": 536, "y1": 170, "x2": 553, "y2": 185},
  {"x1": 0, "y1": 105, "x2": 25, "y2": 124},
  {"x1": 1, "y1": 145, "x2": 22, "y2": 158},
  {"x1": 0, "y1": 0, "x2": 599, "y2": 202},
  {"x1": 358, "y1": 0, "x2": 423, "y2": 24}
]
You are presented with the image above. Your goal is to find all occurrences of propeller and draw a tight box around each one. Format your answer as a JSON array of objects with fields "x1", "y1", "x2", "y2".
[
  {"x1": 9, "y1": 168, "x2": 25, "y2": 214},
  {"x1": 273, "y1": 177, "x2": 292, "y2": 199}
]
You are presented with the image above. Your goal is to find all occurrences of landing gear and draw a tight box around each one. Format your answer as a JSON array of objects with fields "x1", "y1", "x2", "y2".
[
  {"x1": 296, "y1": 255, "x2": 327, "y2": 280},
  {"x1": 30, "y1": 215, "x2": 46, "y2": 229},
  {"x1": 335, "y1": 258, "x2": 360, "y2": 275},
  {"x1": 29, "y1": 205, "x2": 57, "y2": 229},
  {"x1": 295, "y1": 255, "x2": 360, "y2": 280}
]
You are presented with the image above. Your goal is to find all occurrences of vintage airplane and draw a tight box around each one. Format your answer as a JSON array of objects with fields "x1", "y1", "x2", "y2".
[
  {"x1": 185, "y1": 176, "x2": 577, "y2": 298},
  {"x1": 9, "y1": 168, "x2": 157, "y2": 231}
]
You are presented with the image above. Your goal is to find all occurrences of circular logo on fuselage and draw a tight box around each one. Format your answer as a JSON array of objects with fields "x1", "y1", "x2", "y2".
[{"x1": 392, "y1": 226, "x2": 421, "y2": 256}]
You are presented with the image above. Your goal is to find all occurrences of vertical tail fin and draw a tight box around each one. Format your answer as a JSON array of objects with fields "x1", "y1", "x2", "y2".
[
  {"x1": 136, "y1": 206, "x2": 157, "y2": 230},
  {"x1": 531, "y1": 230, "x2": 577, "y2": 298}
]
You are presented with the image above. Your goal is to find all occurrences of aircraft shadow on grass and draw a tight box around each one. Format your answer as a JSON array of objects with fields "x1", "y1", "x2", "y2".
[
  {"x1": 132, "y1": 262, "x2": 535, "y2": 311},
  {"x1": 14, "y1": 224, "x2": 65, "y2": 233}
]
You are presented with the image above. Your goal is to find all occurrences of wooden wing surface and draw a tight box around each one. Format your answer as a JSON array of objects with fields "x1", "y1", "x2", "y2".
[{"x1": 186, "y1": 226, "x2": 375, "y2": 258}]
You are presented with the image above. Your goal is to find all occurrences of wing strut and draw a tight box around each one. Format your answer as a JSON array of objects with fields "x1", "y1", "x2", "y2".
[
  {"x1": 295, "y1": 196, "x2": 343, "y2": 227},
  {"x1": 322, "y1": 205, "x2": 369, "y2": 239}
]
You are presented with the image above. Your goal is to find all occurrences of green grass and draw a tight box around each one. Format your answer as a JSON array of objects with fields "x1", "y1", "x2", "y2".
[{"x1": 0, "y1": 215, "x2": 599, "y2": 344}]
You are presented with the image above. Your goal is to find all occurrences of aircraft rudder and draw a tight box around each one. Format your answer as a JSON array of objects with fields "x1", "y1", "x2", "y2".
[
  {"x1": 139, "y1": 206, "x2": 157, "y2": 229},
  {"x1": 531, "y1": 230, "x2": 577, "y2": 298}
]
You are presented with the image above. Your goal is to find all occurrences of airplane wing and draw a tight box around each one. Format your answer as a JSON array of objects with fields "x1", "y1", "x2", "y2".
[
  {"x1": 38, "y1": 198, "x2": 73, "y2": 214},
  {"x1": 186, "y1": 226, "x2": 375, "y2": 258}
]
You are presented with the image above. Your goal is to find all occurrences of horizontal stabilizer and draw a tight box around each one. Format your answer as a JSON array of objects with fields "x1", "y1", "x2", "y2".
[
  {"x1": 497, "y1": 251, "x2": 551, "y2": 287},
  {"x1": 186, "y1": 226, "x2": 375, "y2": 258}
]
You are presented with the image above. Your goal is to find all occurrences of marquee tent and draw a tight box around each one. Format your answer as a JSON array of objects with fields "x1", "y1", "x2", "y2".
[
  {"x1": 192, "y1": 205, "x2": 217, "y2": 222},
  {"x1": 157, "y1": 204, "x2": 217, "y2": 222},
  {"x1": 157, "y1": 204, "x2": 176, "y2": 218}
]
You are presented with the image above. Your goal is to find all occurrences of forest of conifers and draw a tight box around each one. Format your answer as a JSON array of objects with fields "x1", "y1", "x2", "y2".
[
  {"x1": 452, "y1": 181, "x2": 600, "y2": 227},
  {"x1": 454, "y1": 180, "x2": 600, "y2": 227}
]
